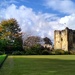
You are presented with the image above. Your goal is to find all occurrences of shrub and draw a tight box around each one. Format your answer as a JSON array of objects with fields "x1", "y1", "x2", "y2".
[
  {"x1": 69, "y1": 50, "x2": 75, "y2": 55},
  {"x1": 12, "y1": 51, "x2": 25, "y2": 55},
  {"x1": 25, "y1": 47, "x2": 40, "y2": 55},
  {"x1": 42, "y1": 50, "x2": 50, "y2": 55},
  {"x1": 64, "y1": 51, "x2": 69, "y2": 55},
  {"x1": 50, "y1": 49, "x2": 65, "y2": 55},
  {"x1": 55, "y1": 49, "x2": 65, "y2": 55},
  {"x1": 25, "y1": 49, "x2": 37, "y2": 55},
  {"x1": 5, "y1": 45, "x2": 24, "y2": 54},
  {"x1": 0, "y1": 51, "x2": 4, "y2": 55},
  {"x1": 12, "y1": 46, "x2": 23, "y2": 51},
  {"x1": 25, "y1": 44, "x2": 43, "y2": 55},
  {"x1": 50, "y1": 51, "x2": 56, "y2": 55}
]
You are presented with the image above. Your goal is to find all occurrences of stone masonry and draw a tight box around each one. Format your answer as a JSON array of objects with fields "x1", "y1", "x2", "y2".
[{"x1": 54, "y1": 27, "x2": 75, "y2": 51}]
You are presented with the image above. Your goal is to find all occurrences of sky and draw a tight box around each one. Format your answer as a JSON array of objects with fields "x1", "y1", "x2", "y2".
[{"x1": 0, "y1": 0, "x2": 75, "y2": 41}]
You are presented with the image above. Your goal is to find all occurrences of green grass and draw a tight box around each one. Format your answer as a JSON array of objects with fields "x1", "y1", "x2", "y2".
[
  {"x1": 1, "y1": 55, "x2": 75, "y2": 75},
  {"x1": 0, "y1": 55, "x2": 6, "y2": 64}
]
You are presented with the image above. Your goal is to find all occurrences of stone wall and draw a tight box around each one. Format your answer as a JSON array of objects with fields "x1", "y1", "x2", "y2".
[
  {"x1": 73, "y1": 31, "x2": 75, "y2": 49},
  {"x1": 54, "y1": 30, "x2": 62, "y2": 50},
  {"x1": 61, "y1": 28, "x2": 68, "y2": 51},
  {"x1": 68, "y1": 29, "x2": 73, "y2": 50},
  {"x1": 54, "y1": 27, "x2": 74, "y2": 51}
]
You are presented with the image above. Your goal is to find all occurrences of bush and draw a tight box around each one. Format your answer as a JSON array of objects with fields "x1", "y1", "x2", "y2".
[
  {"x1": 12, "y1": 51, "x2": 25, "y2": 55},
  {"x1": 42, "y1": 50, "x2": 50, "y2": 55},
  {"x1": 5, "y1": 45, "x2": 24, "y2": 54},
  {"x1": 25, "y1": 47, "x2": 39, "y2": 55},
  {"x1": 55, "y1": 49, "x2": 65, "y2": 55},
  {"x1": 50, "y1": 51, "x2": 56, "y2": 55},
  {"x1": 0, "y1": 51, "x2": 4, "y2": 55},
  {"x1": 69, "y1": 50, "x2": 75, "y2": 55},
  {"x1": 25, "y1": 44, "x2": 43, "y2": 55},
  {"x1": 64, "y1": 51, "x2": 69, "y2": 55},
  {"x1": 25, "y1": 48, "x2": 36, "y2": 55},
  {"x1": 50, "y1": 49, "x2": 65, "y2": 55}
]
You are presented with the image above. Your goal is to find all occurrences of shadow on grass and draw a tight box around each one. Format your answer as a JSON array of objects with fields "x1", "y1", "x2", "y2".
[{"x1": 0, "y1": 55, "x2": 8, "y2": 69}]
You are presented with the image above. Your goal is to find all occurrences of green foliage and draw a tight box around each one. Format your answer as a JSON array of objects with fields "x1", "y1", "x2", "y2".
[
  {"x1": 55, "y1": 49, "x2": 65, "y2": 55},
  {"x1": 50, "y1": 50, "x2": 75, "y2": 55},
  {"x1": 12, "y1": 51, "x2": 25, "y2": 55},
  {"x1": 50, "y1": 50, "x2": 56, "y2": 55},
  {"x1": 25, "y1": 47, "x2": 37, "y2": 55},
  {"x1": 25, "y1": 48, "x2": 37, "y2": 55},
  {"x1": 42, "y1": 50, "x2": 50, "y2": 55},
  {"x1": 69, "y1": 50, "x2": 75, "y2": 55},
  {"x1": 0, "y1": 39, "x2": 8, "y2": 52},
  {"x1": 64, "y1": 51, "x2": 69, "y2": 55},
  {"x1": 0, "y1": 19, "x2": 23, "y2": 54},
  {"x1": 0, "y1": 51, "x2": 4, "y2": 55},
  {"x1": 50, "y1": 49, "x2": 65, "y2": 55},
  {"x1": 25, "y1": 44, "x2": 43, "y2": 55},
  {"x1": 0, "y1": 18, "x2": 21, "y2": 40}
]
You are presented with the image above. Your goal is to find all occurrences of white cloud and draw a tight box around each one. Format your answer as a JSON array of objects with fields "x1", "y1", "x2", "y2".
[
  {"x1": 0, "y1": 0, "x2": 18, "y2": 8},
  {"x1": 59, "y1": 14, "x2": 75, "y2": 29},
  {"x1": 1, "y1": 4, "x2": 75, "y2": 42},
  {"x1": 44, "y1": 0, "x2": 75, "y2": 14},
  {"x1": 0, "y1": 4, "x2": 60, "y2": 41}
]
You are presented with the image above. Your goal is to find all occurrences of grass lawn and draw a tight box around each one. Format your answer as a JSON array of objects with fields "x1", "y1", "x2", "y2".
[
  {"x1": 0, "y1": 55, "x2": 6, "y2": 65},
  {"x1": 0, "y1": 55, "x2": 75, "y2": 75}
]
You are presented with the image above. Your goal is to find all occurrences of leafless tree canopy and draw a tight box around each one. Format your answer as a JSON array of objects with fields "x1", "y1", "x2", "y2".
[{"x1": 24, "y1": 36, "x2": 42, "y2": 47}]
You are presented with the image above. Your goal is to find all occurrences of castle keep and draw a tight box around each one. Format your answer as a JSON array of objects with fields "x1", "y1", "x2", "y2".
[{"x1": 54, "y1": 27, "x2": 75, "y2": 51}]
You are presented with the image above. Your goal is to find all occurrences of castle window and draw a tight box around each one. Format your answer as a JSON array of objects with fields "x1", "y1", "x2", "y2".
[{"x1": 61, "y1": 38, "x2": 63, "y2": 41}]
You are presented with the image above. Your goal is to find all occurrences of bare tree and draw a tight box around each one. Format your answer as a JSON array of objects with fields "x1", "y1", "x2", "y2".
[{"x1": 24, "y1": 36, "x2": 42, "y2": 47}]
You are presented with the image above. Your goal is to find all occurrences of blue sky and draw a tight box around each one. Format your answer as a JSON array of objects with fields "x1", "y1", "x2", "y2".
[
  {"x1": 0, "y1": 0, "x2": 70, "y2": 16},
  {"x1": 0, "y1": 0, "x2": 75, "y2": 41}
]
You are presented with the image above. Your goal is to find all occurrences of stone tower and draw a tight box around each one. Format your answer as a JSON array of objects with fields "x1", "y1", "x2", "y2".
[{"x1": 54, "y1": 27, "x2": 74, "y2": 51}]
